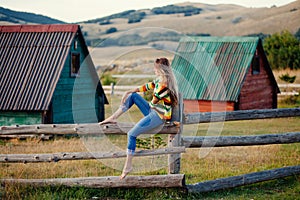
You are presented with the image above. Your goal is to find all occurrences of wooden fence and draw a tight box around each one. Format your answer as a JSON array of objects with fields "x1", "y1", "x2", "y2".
[
  {"x1": 0, "y1": 107, "x2": 300, "y2": 192},
  {"x1": 104, "y1": 84, "x2": 300, "y2": 96}
]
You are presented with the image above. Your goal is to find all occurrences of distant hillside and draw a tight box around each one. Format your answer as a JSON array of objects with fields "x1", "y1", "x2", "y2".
[
  {"x1": 79, "y1": 1, "x2": 300, "y2": 46},
  {"x1": 83, "y1": 5, "x2": 202, "y2": 24},
  {"x1": 1, "y1": 1, "x2": 299, "y2": 47},
  {"x1": 0, "y1": 7, "x2": 65, "y2": 24}
]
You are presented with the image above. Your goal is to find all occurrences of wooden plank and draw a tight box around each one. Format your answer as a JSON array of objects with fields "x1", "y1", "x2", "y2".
[
  {"x1": 187, "y1": 165, "x2": 300, "y2": 193},
  {"x1": 182, "y1": 132, "x2": 300, "y2": 148},
  {"x1": 0, "y1": 134, "x2": 52, "y2": 140},
  {"x1": 278, "y1": 84, "x2": 300, "y2": 88},
  {"x1": 0, "y1": 174, "x2": 185, "y2": 188},
  {"x1": 184, "y1": 108, "x2": 300, "y2": 124},
  {"x1": 0, "y1": 122, "x2": 180, "y2": 136},
  {"x1": 0, "y1": 147, "x2": 185, "y2": 163}
]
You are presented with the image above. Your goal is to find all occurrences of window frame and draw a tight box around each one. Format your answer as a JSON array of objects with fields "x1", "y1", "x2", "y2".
[
  {"x1": 251, "y1": 50, "x2": 260, "y2": 75},
  {"x1": 70, "y1": 52, "x2": 80, "y2": 77}
]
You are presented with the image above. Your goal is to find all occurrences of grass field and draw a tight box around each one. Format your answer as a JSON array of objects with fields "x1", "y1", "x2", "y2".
[{"x1": 0, "y1": 94, "x2": 299, "y2": 199}]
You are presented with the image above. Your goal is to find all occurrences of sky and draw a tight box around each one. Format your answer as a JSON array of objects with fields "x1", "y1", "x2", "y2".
[{"x1": 0, "y1": 0, "x2": 297, "y2": 23}]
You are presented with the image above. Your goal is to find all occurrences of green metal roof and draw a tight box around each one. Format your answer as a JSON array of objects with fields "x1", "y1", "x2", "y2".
[{"x1": 171, "y1": 36, "x2": 260, "y2": 101}]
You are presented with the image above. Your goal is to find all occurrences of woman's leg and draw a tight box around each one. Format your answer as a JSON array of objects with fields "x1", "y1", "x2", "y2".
[
  {"x1": 120, "y1": 110, "x2": 164, "y2": 179},
  {"x1": 99, "y1": 93, "x2": 150, "y2": 125},
  {"x1": 122, "y1": 92, "x2": 150, "y2": 116}
]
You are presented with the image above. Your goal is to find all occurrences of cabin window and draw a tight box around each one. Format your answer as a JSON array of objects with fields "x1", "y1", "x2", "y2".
[
  {"x1": 71, "y1": 53, "x2": 80, "y2": 77},
  {"x1": 252, "y1": 50, "x2": 260, "y2": 75},
  {"x1": 74, "y1": 40, "x2": 78, "y2": 50}
]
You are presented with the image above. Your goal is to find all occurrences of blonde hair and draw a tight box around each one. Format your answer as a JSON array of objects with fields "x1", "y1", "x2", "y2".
[{"x1": 155, "y1": 58, "x2": 178, "y2": 107}]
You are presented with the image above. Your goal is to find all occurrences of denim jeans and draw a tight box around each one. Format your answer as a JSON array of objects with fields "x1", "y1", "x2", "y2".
[{"x1": 121, "y1": 93, "x2": 164, "y2": 155}]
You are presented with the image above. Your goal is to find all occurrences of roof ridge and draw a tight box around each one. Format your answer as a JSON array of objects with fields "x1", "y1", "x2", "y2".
[
  {"x1": 179, "y1": 36, "x2": 260, "y2": 43},
  {"x1": 0, "y1": 24, "x2": 78, "y2": 33}
]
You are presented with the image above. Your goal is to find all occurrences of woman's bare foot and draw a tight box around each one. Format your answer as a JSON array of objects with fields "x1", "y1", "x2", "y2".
[
  {"x1": 98, "y1": 116, "x2": 117, "y2": 125},
  {"x1": 99, "y1": 108, "x2": 124, "y2": 125},
  {"x1": 120, "y1": 167, "x2": 133, "y2": 180}
]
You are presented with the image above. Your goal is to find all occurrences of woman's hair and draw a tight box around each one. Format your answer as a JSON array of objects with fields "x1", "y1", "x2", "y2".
[{"x1": 155, "y1": 58, "x2": 179, "y2": 107}]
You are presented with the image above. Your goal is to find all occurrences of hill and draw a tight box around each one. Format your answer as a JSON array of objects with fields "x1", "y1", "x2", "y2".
[
  {"x1": 0, "y1": 7, "x2": 65, "y2": 24},
  {"x1": 79, "y1": 1, "x2": 300, "y2": 46},
  {"x1": 0, "y1": 1, "x2": 299, "y2": 47}
]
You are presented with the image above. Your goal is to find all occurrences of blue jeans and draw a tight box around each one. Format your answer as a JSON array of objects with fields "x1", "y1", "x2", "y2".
[{"x1": 121, "y1": 93, "x2": 164, "y2": 155}]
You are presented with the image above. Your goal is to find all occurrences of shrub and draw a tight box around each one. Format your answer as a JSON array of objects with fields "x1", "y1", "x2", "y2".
[
  {"x1": 106, "y1": 27, "x2": 117, "y2": 34},
  {"x1": 279, "y1": 73, "x2": 296, "y2": 83},
  {"x1": 101, "y1": 74, "x2": 116, "y2": 85}
]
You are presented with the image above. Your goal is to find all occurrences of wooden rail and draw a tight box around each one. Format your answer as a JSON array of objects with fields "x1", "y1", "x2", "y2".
[
  {"x1": 1, "y1": 174, "x2": 185, "y2": 188},
  {"x1": 0, "y1": 147, "x2": 185, "y2": 163},
  {"x1": 278, "y1": 83, "x2": 300, "y2": 88},
  {"x1": 187, "y1": 165, "x2": 300, "y2": 193},
  {"x1": 184, "y1": 108, "x2": 300, "y2": 124},
  {"x1": 182, "y1": 132, "x2": 300, "y2": 148},
  {"x1": 104, "y1": 83, "x2": 300, "y2": 96},
  {"x1": 0, "y1": 122, "x2": 179, "y2": 136}
]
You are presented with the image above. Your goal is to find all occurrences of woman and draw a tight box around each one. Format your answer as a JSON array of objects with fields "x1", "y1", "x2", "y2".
[{"x1": 100, "y1": 58, "x2": 178, "y2": 179}]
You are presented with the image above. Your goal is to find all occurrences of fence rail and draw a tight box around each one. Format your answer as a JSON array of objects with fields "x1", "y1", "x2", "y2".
[
  {"x1": 182, "y1": 132, "x2": 300, "y2": 148},
  {"x1": 1, "y1": 174, "x2": 185, "y2": 188},
  {"x1": 0, "y1": 147, "x2": 185, "y2": 163},
  {"x1": 187, "y1": 165, "x2": 300, "y2": 193},
  {"x1": 184, "y1": 108, "x2": 300, "y2": 124},
  {"x1": 278, "y1": 84, "x2": 300, "y2": 88},
  {"x1": 0, "y1": 122, "x2": 179, "y2": 136},
  {"x1": 103, "y1": 84, "x2": 300, "y2": 96}
]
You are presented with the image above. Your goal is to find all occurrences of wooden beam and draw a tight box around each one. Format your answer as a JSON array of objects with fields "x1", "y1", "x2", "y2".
[
  {"x1": 182, "y1": 132, "x2": 300, "y2": 148},
  {"x1": 0, "y1": 147, "x2": 185, "y2": 163},
  {"x1": 184, "y1": 108, "x2": 300, "y2": 124},
  {"x1": 0, "y1": 174, "x2": 185, "y2": 188},
  {"x1": 187, "y1": 165, "x2": 300, "y2": 193},
  {"x1": 0, "y1": 122, "x2": 179, "y2": 136}
]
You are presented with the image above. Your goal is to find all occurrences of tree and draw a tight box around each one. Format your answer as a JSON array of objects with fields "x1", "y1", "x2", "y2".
[
  {"x1": 295, "y1": 27, "x2": 300, "y2": 41},
  {"x1": 263, "y1": 30, "x2": 300, "y2": 70}
]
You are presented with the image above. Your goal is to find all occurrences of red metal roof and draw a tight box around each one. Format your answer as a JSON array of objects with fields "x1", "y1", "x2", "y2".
[
  {"x1": 0, "y1": 24, "x2": 79, "y2": 111},
  {"x1": 0, "y1": 24, "x2": 78, "y2": 33}
]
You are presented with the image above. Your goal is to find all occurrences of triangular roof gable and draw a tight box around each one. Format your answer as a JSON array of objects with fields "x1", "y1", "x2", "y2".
[
  {"x1": 172, "y1": 36, "x2": 263, "y2": 101},
  {"x1": 74, "y1": 27, "x2": 109, "y2": 104},
  {"x1": 0, "y1": 24, "x2": 100, "y2": 111}
]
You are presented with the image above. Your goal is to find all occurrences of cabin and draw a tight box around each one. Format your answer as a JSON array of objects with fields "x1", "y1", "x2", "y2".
[
  {"x1": 171, "y1": 36, "x2": 280, "y2": 113},
  {"x1": 0, "y1": 24, "x2": 108, "y2": 126}
]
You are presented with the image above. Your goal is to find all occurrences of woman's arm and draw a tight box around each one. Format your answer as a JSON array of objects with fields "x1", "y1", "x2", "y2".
[{"x1": 121, "y1": 81, "x2": 155, "y2": 104}]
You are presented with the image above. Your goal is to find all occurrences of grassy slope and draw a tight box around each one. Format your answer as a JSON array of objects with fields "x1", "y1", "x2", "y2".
[{"x1": 80, "y1": 0, "x2": 300, "y2": 40}]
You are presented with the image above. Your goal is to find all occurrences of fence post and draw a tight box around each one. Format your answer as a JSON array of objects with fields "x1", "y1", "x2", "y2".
[
  {"x1": 168, "y1": 93, "x2": 183, "y2": 174},
  {"x1": 110, "y1": 83, "x2": 114, "y2": 96}
]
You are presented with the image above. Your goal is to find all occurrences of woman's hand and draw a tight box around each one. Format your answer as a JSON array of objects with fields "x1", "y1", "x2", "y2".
[
  {"x1": 121, "y1": 88, "x2": 138, "y2": 104},
  {"x1": 121, "y1": 91, "x2": 131, "y2": 104}
]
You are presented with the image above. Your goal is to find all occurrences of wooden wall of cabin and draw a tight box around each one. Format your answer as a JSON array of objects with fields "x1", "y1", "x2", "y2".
[
  {"x1": 183, "y1": 100, "x2": 235, "y2": 113},
  {"x1": 0, "y1": 111, "x2": 41, "y2": 126},
  {"x1": 52, "y1": 36, "x2": 102, "y2": 124},
  {"x1": 237, "y1": 46, "x2": 277, "y2": 110}
]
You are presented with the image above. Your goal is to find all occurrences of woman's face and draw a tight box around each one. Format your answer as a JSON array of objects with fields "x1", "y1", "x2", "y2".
[{"x1": 154, "y1": 63, "x2": 160, "y2": 76}]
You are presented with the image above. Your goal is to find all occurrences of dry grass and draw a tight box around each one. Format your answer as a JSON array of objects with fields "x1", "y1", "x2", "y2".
[
  {"x1": 182, "y1": 144, "x2": 300, "y2": 183},
  {"x1": 0, "y1": 116, "x2": 299, "y2": 183},
  {"x1": 0, "y1": 94, "x2": 299, "y2": 187}
]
